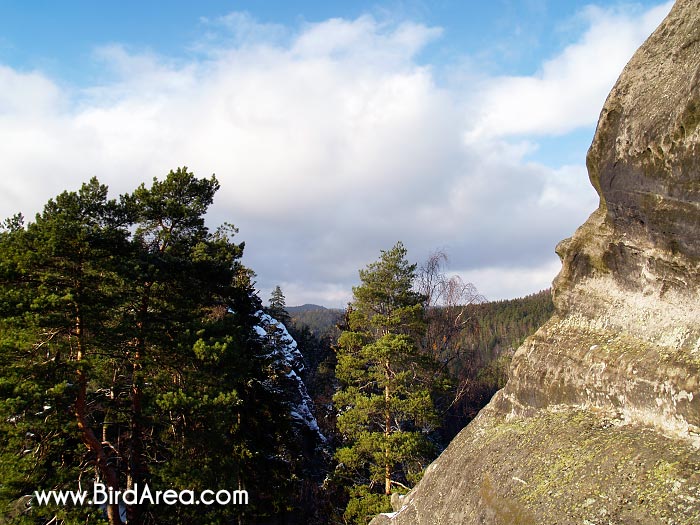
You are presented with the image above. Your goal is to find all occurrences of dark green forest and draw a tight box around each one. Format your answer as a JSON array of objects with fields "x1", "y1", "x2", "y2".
[{"x1": 0, "y1": 171, "x2": 553, "y2": 525}]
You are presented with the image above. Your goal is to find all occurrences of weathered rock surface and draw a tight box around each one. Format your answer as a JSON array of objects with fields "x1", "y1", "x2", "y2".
[{"x1": 372, "y1": 1, "x2": 700, "y2": 523}]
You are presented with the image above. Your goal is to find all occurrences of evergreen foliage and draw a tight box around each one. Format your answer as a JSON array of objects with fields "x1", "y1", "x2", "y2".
[
  {"x1": 291, "y1": 287, "x2": 553, "y2": 521},
  {"x1": 462, "y1": 289, "x2": 554, "y2": 359},
  {"x1": 267, "y1": 285, "x2": 290, "y2": 326},
  {"x1": 440, "y1": 290, "x2": 554, "y2": 438},
  {"x1": 288, "y1": 306, "x2": 343, "y2": 340},
  {"x1": 333, "y1": 242, "x2": 441, "y2": 524},
  {"x1": 0, "y1": 170, "x2": 298, "y2": 525}
]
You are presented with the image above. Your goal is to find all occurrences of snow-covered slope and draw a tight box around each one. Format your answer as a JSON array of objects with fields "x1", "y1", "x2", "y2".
[{"x1": 255, "y1": 312, "x2": 327, "y2": 444}]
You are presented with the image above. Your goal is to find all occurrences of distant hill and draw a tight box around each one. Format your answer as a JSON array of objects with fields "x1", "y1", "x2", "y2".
[
  {"x1": 287, "y1": 305, "x2": 343, "y2": 338},
  {"x1": 287, "y1": 304, "x2": 329, "y2": 314},
  {"x1": 461, "y1": 288, "x2": 554, "y2": 360}
]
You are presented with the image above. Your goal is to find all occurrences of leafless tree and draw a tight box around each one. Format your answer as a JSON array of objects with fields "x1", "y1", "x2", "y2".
[
  {"x1": 416, "y1": 251, "x2": 486, "y2": 415},
  {"x1": 417, "y1": 250, "x2": 484, "y2": 364}
]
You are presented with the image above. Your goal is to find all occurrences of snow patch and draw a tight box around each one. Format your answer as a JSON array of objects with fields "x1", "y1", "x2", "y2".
[{"x1": 255, "y1": 312, "x2": 327, "y2": 443}]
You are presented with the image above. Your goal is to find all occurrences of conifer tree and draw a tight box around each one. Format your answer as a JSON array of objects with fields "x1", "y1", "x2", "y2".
[
  {"x1": 333, "y1": 242, "x2": 440, "y2": 524},
  {"x1": 267, "y1": 285, "x2": 290, "y2": 325},
  {"x1": 0, "y1": 179, "x2": 130, "y2": 524}
]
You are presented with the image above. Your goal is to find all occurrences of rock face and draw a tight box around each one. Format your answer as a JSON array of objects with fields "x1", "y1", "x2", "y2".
[{"x1": 372, "y1": 1, "x2": 700, "y2": 523}]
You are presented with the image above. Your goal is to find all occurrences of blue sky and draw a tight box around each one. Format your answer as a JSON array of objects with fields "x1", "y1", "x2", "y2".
[
  {"x1": 1, "y1": 1, "x2": 662, "y2": 76},
  {"x1": 0, "y1": 1, "x2": 673, "y2": 305}
]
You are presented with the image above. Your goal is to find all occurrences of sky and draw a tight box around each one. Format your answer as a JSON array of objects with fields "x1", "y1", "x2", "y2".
[{"x1": 0, "y1": 0, "x2": 673, "y2": 307}]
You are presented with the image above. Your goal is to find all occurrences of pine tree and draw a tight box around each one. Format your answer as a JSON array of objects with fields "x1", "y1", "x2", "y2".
[
  {"x1": 267, "y1": 285, "x2": 290, "y2": 325},
  {"x1": 120, "y1": 168, "x2": 298, "y2": 523},
  {"x1": 333, "y1": 242, "x2": 440, "y2": 524},
  {"x1": 0, "y1": 179, "x2": 130, "y2": 524}
]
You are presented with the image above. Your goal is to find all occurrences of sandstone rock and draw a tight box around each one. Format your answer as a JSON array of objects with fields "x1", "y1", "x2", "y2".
[{"x1": 372, "y1": 1, "x2": 700, "y2": 523}]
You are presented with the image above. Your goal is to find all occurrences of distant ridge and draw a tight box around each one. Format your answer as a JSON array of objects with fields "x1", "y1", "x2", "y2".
[
  {"x1": 287, "y1": 304, "x2": 343, "y2": 339},
  {"x1": 287, "y1": 304, "x2": 331, "y2": 313}
]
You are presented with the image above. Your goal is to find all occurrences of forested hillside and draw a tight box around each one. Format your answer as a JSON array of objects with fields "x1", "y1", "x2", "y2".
[
  {"x1": 441, "y1": 290, "x2": 553, "y2": 436},
  {"x1": 462, "y1": 290, "x2": 554, "y2": 359},
  {"x1": 287, "y1": 305, "x2": 343, "y2": 339}
]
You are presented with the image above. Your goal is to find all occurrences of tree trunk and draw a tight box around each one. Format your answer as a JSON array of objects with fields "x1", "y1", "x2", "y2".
[
  {"x1": 127, "y1": 282, "x2": 152, "y2": 525},
  {"x1": 385, "y1": 360, "x2": 391, "y2": 495},
  {"x1": 74, "y1": 303, "x2": 124, "y2": 525}
]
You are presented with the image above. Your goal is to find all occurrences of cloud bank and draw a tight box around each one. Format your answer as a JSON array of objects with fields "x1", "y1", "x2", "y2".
[{"x1": 0, "y1": 3, "x2": 671, "y2": 305}]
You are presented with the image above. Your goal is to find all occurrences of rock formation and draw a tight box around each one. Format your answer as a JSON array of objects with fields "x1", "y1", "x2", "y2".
[{"x1": 372, "y1": 1, "x2": 700, "y2": 523}]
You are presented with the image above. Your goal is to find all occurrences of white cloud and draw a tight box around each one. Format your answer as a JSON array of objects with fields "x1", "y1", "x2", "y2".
[
  {"x1": 465, "y1": 1, "x2": 673, "y2": 139},
  {"x1": 291, "y1": 16, "x2": 442, "y2": 64},
  {"x1": 0, "y1": 65, "x2": 64, "y2": 115},
  {"x1": 197, "y1": 12, "x2": 288, "y2": 49},
  {"x1": 0, "y1": 4, "x2": 669, "y2": 306}
]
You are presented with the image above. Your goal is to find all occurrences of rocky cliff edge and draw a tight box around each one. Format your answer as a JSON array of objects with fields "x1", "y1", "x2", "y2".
[{"x1": 373, "y1": 1, "x2": 700, "y2": 523}]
